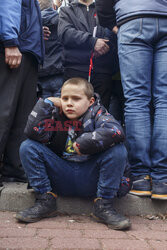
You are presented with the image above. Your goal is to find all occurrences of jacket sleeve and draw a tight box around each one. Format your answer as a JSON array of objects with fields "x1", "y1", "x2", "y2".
[
  {"x1": 76, "y1": 110, "x2": 125, "y2": 155},
  {"x1": 24, "y1": 99, "x2": 56, "y2": 143},
  {"x1": 0, "y1": 0, "x2": 22, "y2": 47},
  {"x1": 58, "y1": 7, "x2": 97, "y2": 49},
  {"x1": 96, "y1": 0, "x2": 116, "y2": 30}
]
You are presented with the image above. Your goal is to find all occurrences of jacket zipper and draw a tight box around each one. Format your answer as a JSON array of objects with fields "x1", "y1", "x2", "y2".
[{"x1": 87, "y1": 6, "x2": 89, "y2": 11}]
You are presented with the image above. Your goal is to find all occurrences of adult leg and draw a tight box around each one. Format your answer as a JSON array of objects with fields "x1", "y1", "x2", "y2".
[
  {"x1": 1, "y1": 54, "x2": 38, "y2": 181},
  {"x1": 118, "y1": 18, "x2": 154, "y2": 179},
  {"x1": 151, "y1": 18, "x2": 167, "y2": 199},
  {"x1": 91, "y1": 73, "x2": 113, "y2": 109},
  {"x1": 39, "y1": 74, "x2": 64, "y2": 99}
]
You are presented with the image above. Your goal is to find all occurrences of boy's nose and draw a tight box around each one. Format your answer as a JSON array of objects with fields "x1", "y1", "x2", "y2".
[{"x1": 67, "y1": 99, "x2": 73, "y2": 106}]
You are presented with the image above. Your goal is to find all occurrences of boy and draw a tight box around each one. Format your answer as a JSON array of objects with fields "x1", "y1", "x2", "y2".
[{"x1": 16, "y1": 78, "x2": 130, "y2": 230}]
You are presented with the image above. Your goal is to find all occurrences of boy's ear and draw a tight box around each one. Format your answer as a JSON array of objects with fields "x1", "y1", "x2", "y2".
[{"x1": 89, "y1": 97, "x2": 95, "y2": 107}]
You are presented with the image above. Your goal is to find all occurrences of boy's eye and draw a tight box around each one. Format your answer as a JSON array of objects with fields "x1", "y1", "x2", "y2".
[
  {"x1": 73, "y1": 96, "x2": 81, "y2": 100},
  {"x1": 62, "y1": 97, "x2": 68, "y2": 101}
]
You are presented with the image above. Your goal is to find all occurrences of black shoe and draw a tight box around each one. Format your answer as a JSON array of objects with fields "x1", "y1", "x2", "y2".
[
  {"x1": 151, "y1": 182, "x2": 167, "y2": 200},
  {"x1": 129, "y1": 175, "x2": 151, "y2": 196},
  {"x1": 15, "y1": 192, "x2": 57, "y2": 223},
  {"x1": 92, "y1": 198, "x2": 131, "y2": 230},
  {"x1": 0, "y1": 175, "x2": 27, "y2": 183},
  {"x1": 0, "y1": 163, "x2": 27, "y2": 183}
]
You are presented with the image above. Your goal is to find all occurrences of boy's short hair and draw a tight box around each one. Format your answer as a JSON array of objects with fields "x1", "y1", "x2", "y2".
[
  {"x1": 62, "y1": 78, "x2": 94, "y2": 99},
  {"x1": 38, "y1": 0, "x2": 53, "y2": 10}
]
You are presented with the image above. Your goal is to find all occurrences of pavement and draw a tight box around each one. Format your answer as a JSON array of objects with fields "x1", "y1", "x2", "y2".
[
  {"x1": 0, "y1": 183, "x2": 167, "y2": 249},
  {"x1": 0, "y1": 211, "x2": 167, "y2": 249}
]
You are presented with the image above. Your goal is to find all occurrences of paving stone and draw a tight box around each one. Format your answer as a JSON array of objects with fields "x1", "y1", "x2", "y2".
[
  {"x1": 82, "y1": 229, "x2": 128, "y2": 239},
  {"x1": 101, "y1": 239, "x2": 151, "y2": 250},
  {"x1": 50, "y1": 237, "x2": 101, "y2": 249},
  {"x1": 148, "y1": 240, "x2": 167, "y2": 250},
  {"x1": 38, "y1": 228, "x2": 83, "y2": 238},
  {"x1": 0, "y1": 237, "x2": 49, "y2": 249}
]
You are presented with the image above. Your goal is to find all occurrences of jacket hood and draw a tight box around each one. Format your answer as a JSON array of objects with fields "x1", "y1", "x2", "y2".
[{"x1": 41, "y1": 7, "x2": 59, "y2": 26}]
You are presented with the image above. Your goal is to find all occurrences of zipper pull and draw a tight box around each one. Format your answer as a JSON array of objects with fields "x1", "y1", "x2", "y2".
[{"x1": 87, "y1": 6, "x2": 89, "y2": 11}]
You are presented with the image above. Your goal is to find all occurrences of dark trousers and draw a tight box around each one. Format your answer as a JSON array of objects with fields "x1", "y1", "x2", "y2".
[{"x1": 0, "y1": 52, "x2": 38, "y2": 178}]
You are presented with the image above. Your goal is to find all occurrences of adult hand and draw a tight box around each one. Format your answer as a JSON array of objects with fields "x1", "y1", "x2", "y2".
[
  {"x1": 94, "y1": 38, "x2": 110, "y2": 57},
  {"x1": 43, "y1": 26, "x2": 51, "y2": 40},
  {"x1": 5, "y1": 47, "x2": 22, "y2": 69},
  {"x1": 112, "y1": 26, "x2": 118, "y2": 34},
  {"x1": 73, "y1": 142, "x2": 82, "y2": 155}
]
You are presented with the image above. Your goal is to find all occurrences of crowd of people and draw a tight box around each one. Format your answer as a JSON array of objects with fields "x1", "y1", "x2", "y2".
[{"x1": 0, "y1": 0, "x2": 167, "y2": 231}]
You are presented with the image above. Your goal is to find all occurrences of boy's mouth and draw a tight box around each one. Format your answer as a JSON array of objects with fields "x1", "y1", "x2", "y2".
[{"x1": 66, "y1": 109, "x2": 75, "y2": 114}]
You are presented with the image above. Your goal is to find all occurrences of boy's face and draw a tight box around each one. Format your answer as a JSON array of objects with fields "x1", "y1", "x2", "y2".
[{"x1": 61, "y1": 84, "x2": 94, "y2": 120}]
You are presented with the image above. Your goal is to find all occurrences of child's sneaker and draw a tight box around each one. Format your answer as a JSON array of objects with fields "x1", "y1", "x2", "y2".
[
  {"x1": 92, "y1": 198, "x2": 131, "y2": 230},
  {"x1": 15, "y1": 192, "x2": 57, "y2": 223},
  {"x1": 151, "y1": 182, "x2": 167, "y2": 200},
  {"x1": 129, "y1": 175, "x2": 151, "y2": 196}
]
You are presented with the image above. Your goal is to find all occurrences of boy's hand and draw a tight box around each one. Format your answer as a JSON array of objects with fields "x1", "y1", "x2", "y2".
[
  {"x1": 73, "y1": 142, "x2": 82, "y2": 155},
  {"x1": 47, "y1": 97, "x2": 62, "y2": 112}
]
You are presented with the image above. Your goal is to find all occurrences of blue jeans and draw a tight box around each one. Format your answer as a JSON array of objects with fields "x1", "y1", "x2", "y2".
[
  {"x1": 38, "y1": 74, "x2": 64, "y2": 99},
  {"x1": 19, "y1": 139, "x2": 127, "y2": 199},
  {"x1": 118, "y1": 17, "x2": 167, "y2": 182}
]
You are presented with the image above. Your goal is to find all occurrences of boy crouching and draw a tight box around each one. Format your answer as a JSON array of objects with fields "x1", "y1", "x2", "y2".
[{"x1": 16, "y1": 77, "x2": 130, "y2": 230}]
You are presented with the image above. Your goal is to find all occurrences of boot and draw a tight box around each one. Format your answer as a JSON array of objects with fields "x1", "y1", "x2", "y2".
[
  {"x1": 92, "y1": 198, "x2": 131, "y2": 230},
  {"x1": 15, "y1": 192, "x2": 57, "y2": 223}
]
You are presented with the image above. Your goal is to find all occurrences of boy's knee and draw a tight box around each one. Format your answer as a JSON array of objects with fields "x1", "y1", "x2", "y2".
[
  {"x1": 19, "y1": 139, "x2": 35, "y2": 158},
  {"x1": 109, "y1": 144, "x2": 127, "y2": 160}
]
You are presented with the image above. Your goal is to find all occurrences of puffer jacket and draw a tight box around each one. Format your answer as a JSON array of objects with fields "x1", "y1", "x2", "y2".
[
  {"x1": 96, "y1": 0, "x2": 167, "y2": 30},
  {"x1": 25, "y1": 95, "x2": 125, "y2": 160},
  {"x1": 38, "y1": 7, "x2": 63, "y2": 77},
  {"x1": 58, "y1": 0, "x2": 118, "y2": 75},
  {"x1": 0, "y1": 0, "x2": 44, "y2": 64}
]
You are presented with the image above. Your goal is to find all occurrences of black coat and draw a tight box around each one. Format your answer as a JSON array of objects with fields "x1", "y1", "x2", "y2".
[{"x1": 58, "y1": 0, "x2": 118, "y2": 75}]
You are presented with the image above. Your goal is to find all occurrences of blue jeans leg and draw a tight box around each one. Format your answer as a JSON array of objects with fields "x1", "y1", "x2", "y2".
[
  {"x1": 118, "y1": 18, "x2": 154, "y2": 177},
  {"x1": 151, "y1": 18, "x2": 167, "y2": 182},
  {"x1": 96, "y1": 144, "x2": 127, "y2": 198},
  {"x1": 118, "y1": 17, "x2": 167, "y2": 182},
  {"x1": 20, "y1": 139, "x2": 127, "y2": 198},
  {"x1": 20, "y1": 139, "x2": 78, "y2": 195}
]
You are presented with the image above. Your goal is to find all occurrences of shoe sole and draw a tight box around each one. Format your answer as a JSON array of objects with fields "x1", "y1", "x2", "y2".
[
  {"x1": 15, "y1": 211, "x2": 58, "y2": 223},
  {"x1": 151, "y1": 194, "x2": 167, "y2": 200},
  {"x1": 129, "y1": 190, "x2": 151, "y2": 196},
  {"x1": 91, "y1": 213, "x2": 131, "y2": 230}
]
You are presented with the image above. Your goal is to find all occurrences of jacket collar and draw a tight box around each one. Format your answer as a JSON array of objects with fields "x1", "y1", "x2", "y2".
[{"x1": 71, "y1": 0, "x2": 96, "y2": 31}]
